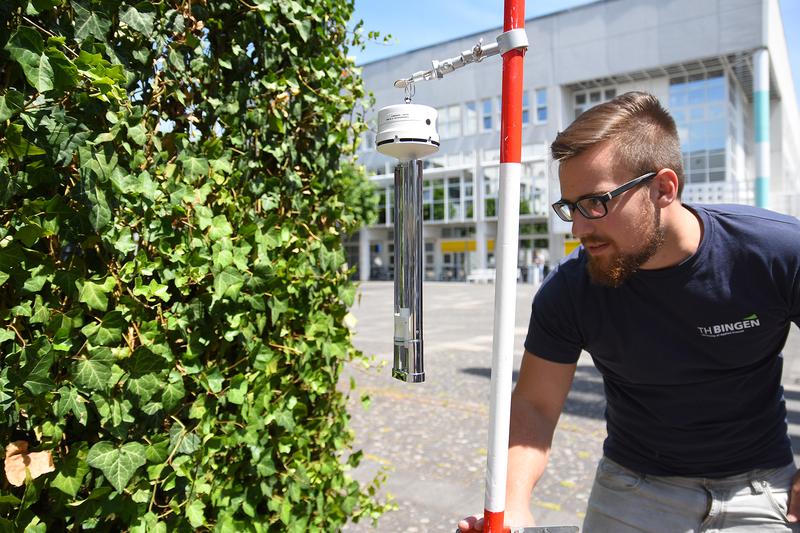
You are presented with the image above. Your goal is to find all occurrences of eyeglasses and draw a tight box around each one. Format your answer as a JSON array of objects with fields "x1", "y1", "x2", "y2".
[{"x1": 551, "y1": 171, "x2": 657, "y2": 222}]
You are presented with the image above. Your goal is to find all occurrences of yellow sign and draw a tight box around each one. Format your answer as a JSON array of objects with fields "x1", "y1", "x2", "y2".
[
  {"x1": 564, "y1": 239, "x2": 580, "y2": 256},
  {"x1": 440, "y1": 239, "x2": 495, "y2": 253}
]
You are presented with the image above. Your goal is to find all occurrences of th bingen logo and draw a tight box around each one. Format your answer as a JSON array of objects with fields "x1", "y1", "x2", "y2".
[{"x1": 697, "y1": 314, "x2": 760, "y2": 338}]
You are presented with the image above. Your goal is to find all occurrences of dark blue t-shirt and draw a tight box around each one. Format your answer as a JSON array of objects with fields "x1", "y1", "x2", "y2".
[{"x1": 525, "y1": 204, "x2": 800, "y2": 476}]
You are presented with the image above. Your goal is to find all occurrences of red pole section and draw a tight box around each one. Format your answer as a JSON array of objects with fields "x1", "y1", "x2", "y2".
[
  {"x1": 499, "y1": 0, "x2": 525, "y2": 165},
  {"x1": 483, "y1": 1, "x2": 525, "y2": 532}
]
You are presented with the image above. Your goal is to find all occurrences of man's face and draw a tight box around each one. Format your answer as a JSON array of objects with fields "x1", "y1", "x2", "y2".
[{"x1": 558, "y1": 143, "x2": 664, "y2": 287}]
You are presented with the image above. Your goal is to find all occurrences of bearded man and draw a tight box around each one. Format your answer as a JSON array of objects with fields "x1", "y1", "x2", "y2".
[{"x1": 459, "y1": 91, "x2": 800, "y2": 532}]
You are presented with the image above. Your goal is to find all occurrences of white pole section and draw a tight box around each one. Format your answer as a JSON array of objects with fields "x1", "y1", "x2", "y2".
[
  {"x1": 753, "y1": 48, "x2": 770, "y2": 209},
  {"x1": 484, "y1": 0, "x2": 525, "y2": 529},
  {"x1": 484, "y1": 161, "x2": 521, "y2": 524}
]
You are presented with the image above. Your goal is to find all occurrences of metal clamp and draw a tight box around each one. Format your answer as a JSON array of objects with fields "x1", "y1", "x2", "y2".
[
  {"x1": 394, "y1": 28, "x2": 530, "y2": 89},
  {"x1": 497, "y1": 28, "x2": 529, "y2": 54}
]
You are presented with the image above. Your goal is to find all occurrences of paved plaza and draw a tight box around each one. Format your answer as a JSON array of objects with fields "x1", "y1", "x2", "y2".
[{"x1": 343, "y1": 281, "x2": 800, "y2": 532}]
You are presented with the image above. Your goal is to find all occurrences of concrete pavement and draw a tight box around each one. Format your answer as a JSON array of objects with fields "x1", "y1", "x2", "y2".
[{"x1": 342, "y1": 281, "x2": 800, "y2": 532}]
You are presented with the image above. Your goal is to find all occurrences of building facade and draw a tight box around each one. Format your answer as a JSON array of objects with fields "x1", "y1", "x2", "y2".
[{"x1": 351, "y1": 0, "x2": 800, "y2": 282}]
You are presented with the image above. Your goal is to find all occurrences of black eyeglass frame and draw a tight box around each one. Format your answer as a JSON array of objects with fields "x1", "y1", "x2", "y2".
[{"x1": 551, "y1": 171, "x2": 658, "y2": 222}]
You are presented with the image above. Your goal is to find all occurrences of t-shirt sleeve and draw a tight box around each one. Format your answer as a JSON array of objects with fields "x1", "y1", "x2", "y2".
[
  {"x1": 524, "y1": 269, "x2": 584, "y2": 364},
  {"x1": 791, "y1": 254, "x2": 800, "y2": 328}
]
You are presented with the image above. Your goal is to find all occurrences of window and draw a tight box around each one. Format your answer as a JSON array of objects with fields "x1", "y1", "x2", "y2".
[
  {"x1": 447, "y1": 176, "x2": 461, "y2": 220},
  {"x1": 464, "y1": 171, "x2": 475, "y2": 220},
  {"x1": 520, "y1": 161, "x2": 548, "y2": 216},
  {"x1": 425, "y1": 241, "x2": 435, "y2": 280},
  {"x1": 669, "y1": 72, "x2": 728, "y2": 186},
  {"x1": 521, "y1": 91, "x2": 530, "y2": 125},
  {"x1": 535, "y1": 88, "x2": 547, "y2": 124},
  {"x1": 464, "y1": 101, "x2": 478, "y2": 135},
  {"x1": 573, "y1": 86, "x2": 616, "y2": 118},
  {"x1": 481, "y1": 98, "x2": 493, "y2": 131},
  {"x1": 438, "y1": 104, "x2": 461, "y2": 139},
  {"x1": 423, "y1": 179, "x2": 445, "y2": 221},
  {"x1": 483, "y1": 167, "x2": 499, "y2": 218},
  {"x1": 377, "y1": 189, "x2": 387, "y2": 224}
]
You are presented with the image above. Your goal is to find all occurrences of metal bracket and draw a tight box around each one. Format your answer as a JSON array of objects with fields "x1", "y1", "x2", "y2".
[
  {"x1": 394, "y1": 28, "x2": 530, "y2": 89},
  {"x1": 497, "y1": 28, "x2": 529, "y2": 54}
]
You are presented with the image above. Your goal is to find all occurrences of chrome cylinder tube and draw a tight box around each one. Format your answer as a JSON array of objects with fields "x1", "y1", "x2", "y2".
[{"x1": 392, "y1": 160, "x2": 424, "y2": 383}]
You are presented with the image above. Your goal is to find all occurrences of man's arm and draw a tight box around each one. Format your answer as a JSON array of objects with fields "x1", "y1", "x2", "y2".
[
  {"x1": 505, "y1": 350, "x2": 577, "y2": 524},
  {"x1": 459, "y1": 350, "x2": 578, "y2": 531}
]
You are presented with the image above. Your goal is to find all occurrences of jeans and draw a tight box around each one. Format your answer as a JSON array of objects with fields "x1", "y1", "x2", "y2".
[{"x1": 583, "y1": 457, "x2": 799, "y2": 532}]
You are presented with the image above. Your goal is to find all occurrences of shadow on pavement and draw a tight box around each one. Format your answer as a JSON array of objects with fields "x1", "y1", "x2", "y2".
[{"x1": 460, "y1": 365, "x2": 606, "y2": 420}]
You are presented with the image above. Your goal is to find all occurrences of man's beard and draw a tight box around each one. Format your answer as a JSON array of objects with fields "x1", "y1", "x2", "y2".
[{"x1": 585, "y1": 203, "x2": 664, "y2": 288}]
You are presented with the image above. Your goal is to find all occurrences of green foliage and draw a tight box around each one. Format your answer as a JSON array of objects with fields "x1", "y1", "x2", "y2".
[{"x1": 0, "y1": 0, "x2": 387, "y2": 530}]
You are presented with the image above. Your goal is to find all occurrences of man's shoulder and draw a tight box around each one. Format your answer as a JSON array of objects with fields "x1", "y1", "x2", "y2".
[
  {"x1": 694, "y1": 203, "x2": 800, "y2": 231},
  {"x1": 693, "y1": 203, "x2": 800, "y2": 261},
  {"x1": 536, "y1": 248, "x2": 588, "y2": 303}
]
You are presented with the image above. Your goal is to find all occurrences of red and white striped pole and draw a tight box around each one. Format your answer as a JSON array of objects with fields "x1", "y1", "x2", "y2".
[{"x1": 483, "y1": 0, "x2": 525, "y2": 531}]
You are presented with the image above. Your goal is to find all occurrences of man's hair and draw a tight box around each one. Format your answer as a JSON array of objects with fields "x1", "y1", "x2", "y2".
[{"x1": 551, "y1": 91, "x2": 685, "y2": 198}]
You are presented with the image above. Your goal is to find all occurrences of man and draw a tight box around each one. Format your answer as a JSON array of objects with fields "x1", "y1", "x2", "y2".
[{"x1": 459, "y1": 91, "x2": 800, "y2": 532}]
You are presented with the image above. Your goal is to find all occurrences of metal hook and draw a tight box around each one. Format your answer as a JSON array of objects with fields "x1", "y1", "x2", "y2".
[{"x1": 404, "y1": 82, "x2": 415, "y2": 103}]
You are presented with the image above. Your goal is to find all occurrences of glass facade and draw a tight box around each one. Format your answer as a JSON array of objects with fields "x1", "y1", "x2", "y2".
[
  {"x1": 464, "y1": 101, "x2": 478, "y2": 135},
  {"x1": 481, "y1": 98, "x2": 493, "y2": 131},
  {"x1": 438, "y1": 104, "x2": 461, "y2": 139},
  {"x1": 669, "y1": 73, "x2": 727, "y2": 185},
  {"x1": 573, "y1": 87, "x2": 616, "y2": 118},
  {"x1": 535, "y1": 88, "x2": 547, "y2": 123},
  {"x1": 521, "y1": 91, "x2": 530, "y2": 125}
]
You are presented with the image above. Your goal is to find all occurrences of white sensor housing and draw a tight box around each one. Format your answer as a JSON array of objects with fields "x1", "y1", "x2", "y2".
[{"x1": 376, "y1": 104, "x2": 440, "y2": 161}]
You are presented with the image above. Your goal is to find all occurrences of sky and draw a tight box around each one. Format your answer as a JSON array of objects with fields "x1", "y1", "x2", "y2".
[{"x1": 351, "y1": 0, "x2": 800, "y2": 109}]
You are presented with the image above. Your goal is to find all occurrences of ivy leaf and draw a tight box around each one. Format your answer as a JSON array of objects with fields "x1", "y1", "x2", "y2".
[
  {"x1": 89, "y1": 186, "x2": 111, "y2": 231},
  {"x1": 295, "y1": 19, "x2": 311, "y2": 42},
  {"x1": 44, "y1": 46, "x2": 78, "y2": 91},
  {"x1": 126, "y1": 373, "x2": 160, "y2": 403},
  {"x1": 4, "y1": 27, "x2": 54, "y2": 93},
  {"x1": 213, "y1": 267, "x2": 244, "y2": 301},
  {"x1": 22, "y1": 263, "x2": 51, "y2": 293},
  {"x1": 205, "y1": 369, "x2": 223, "y2": 394},
  {"x1": 15, "y1": 223, "x2": 43, "y2": 247},
  {"x1": 144, "y1": 436, "x2": 170, "y2": 464},
  {"x1": 4, "y1": 123, "x2": 46, "y2": 158},
  {"x1": 29, "y1": 0, "x2": 63, "y2": 14},
  {"x1": 50, "y1": 444, "x2": 89, "y2": 497},
  {"x1": 186, "y1": 499, "x2": 206, "y2": 528},
  {"x1": 73, "y1": 350, "x2": 113, "y2": 390},
  {"x1": 73, "y1": 2, "x2": 111, "y2": 42},
  {"x1": 81, "y1": 310, "x2": 126, "y2": 346},
  {"x1": 55, "y1": 386, "x2": 88, "y2": 425},
  {"x1": 169, "y1": 424, "x2": 200, "y2": 455},
  {"x1": 179, "y1": 155, "x2": 209, "y2": 179},
  {"x1": 161, "y1": 375, "x2": 185, "y2": 410},
  {"x1": 208, "y1": 215, "x2": 233, "y2": 240},
  {"x1": 87, "y1": 441, "x2": 146, "y2": 492},
  {"x1": 127, "y1": 123, "x2": 147, "y2": 146},
  {"x1": 133, "y1": 277, "x2": 171, "y2": 302},
  {"x1": 0, "y1": 329, "x2": 14, "y2": 344},
  {"x1": 0, "y1": 89, "x2": 25, "y2": 122},
  {"x1": 23, "y1": 352, "x2": 55, "y2": 395},
  {"x1": 78, "y1": 277, "x2": 115, "y2": 311},
  {"x1": 119, "y1": 7, "x2": 155, "y2": 37}
]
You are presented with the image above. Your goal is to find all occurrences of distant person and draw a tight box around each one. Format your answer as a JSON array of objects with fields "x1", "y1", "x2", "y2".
[{"x1": 459, "y1": 91, "x2": 800, "y2": 531}]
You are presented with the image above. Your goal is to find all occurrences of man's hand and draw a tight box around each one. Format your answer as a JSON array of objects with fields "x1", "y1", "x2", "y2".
[
  {"x1": 457, "y1": 514, "x2": 483, "y2": 532},
  {"x1": 786, "y1": 468, "x2": 800, "y2": 522},
  {"x1": 456, "y1": 509, "x2": 536, "y2": 532}
]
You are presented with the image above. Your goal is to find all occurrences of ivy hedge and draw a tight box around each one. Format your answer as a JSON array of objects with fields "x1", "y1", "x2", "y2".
[{"x1": 0, "y1": 0, "x2": 387, "y2": 530}]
